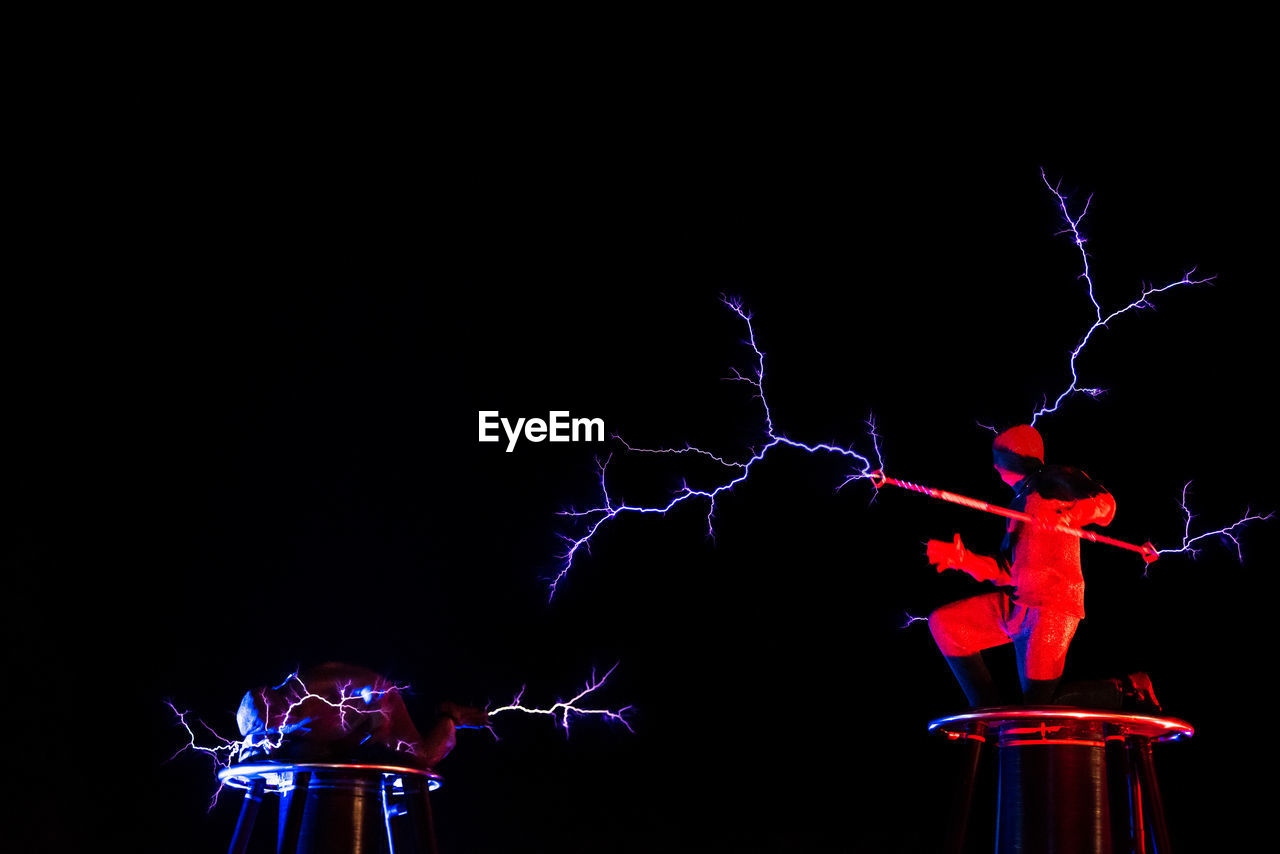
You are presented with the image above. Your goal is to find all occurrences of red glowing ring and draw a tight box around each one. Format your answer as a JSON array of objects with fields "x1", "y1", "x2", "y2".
[
  {"x1": 869, "y1": 470, "x2": 887, "y2": 489},
  {"x1": 928, "y1": 706, "x2": 1193, "y2": 743}
]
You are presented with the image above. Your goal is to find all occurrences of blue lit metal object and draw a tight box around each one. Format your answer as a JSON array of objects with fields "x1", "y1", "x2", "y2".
[
  {"x1": 218, "y1": 760, "x2": 443, "y2": 793},
  {"x1": 219, "y1": 761, "x2": 443, "y2": 853}
]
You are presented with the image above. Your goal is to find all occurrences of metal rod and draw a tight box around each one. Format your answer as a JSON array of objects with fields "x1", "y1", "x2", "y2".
[
  {"x1": 277, "y1": 770, "x2": 310, "y2": 853},
  {"x1": 1127, "y1": 739, "x2": 1148, "y2": 854},
  {"x1": 228, "y1": 778, "x2": 265, "y2": 854},
  {"x1": 870, "y1": 471, "x2": 1159, "y2": 564},
  {"x1": 382, "y1": 777, "x2": 398, "y2": 854},
  {"x1": 1134, "y1": 739, "x2": 1172, "y2": 853},
  {"x1": 943, "y1": 723, "x2": 986, "y2": 854}
]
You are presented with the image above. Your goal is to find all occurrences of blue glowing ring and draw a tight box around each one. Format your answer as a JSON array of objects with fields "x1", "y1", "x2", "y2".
[{"x1": 217, "y1": 761, "x2": 443, "y2": 792}]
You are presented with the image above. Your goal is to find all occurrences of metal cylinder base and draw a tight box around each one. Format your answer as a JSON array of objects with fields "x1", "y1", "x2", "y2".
[
  {"x1": 929, "y1": 707, "x2": 1192, "y2": 854},
  {"x1": 218, "y1": 761, "x2": 442, "y2": 854}
]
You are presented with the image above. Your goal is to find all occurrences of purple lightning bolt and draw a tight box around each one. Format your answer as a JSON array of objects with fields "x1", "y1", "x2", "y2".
[
  {"x1": 166, "y1": 701, "x2": 246, "y2": 807},
  {"x1": 168, "y1": 671, "x2": 415, "y2": 807},
  {"x1": 1024, "y1": 173, "x2": 1269, "y2": 568},
  {"x1": 899, "y1": 611, "x2": 929, "y2": 630},
  {"x1": 263, "y1": 670, "x2": 411, "y2": 736},
  {"x1": 170, "y1": 667, "x2": 632, "y2": 803},
  {"x1": 1008, "y1": 172, "x2": 1269, "y2": 571},
  {"x1": 1154, "y1": 480, "x2": 1274, "y2": 564},
  {"x1": 167, "y1": 702, "x2": 243, "y2": 768},
  {"x1": 550, "y1": 294, "x2": 884, "y2": 599},
  {"x1": 487, "y1": 661, "x2": 634, "y2": 737},
  {"x1": 1032, "y1": 169, "x2": 1216, "y2": 425}
]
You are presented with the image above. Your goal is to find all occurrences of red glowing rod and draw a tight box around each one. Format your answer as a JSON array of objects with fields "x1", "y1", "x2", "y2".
[{"x1": 868, "y1": 470, "x2": 1159, "y2": 565}]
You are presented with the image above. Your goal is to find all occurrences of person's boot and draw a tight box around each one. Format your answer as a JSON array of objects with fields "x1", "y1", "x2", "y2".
[
  {"x1": 1021, "y1": 678, "x2": 1061, "y2": 705},
  {"x1": 1121, "y1": 672, "x2": 1162, "y2": 712},
  {"x1": 943, "y1": 653, "x2": 1002, "y2": 707},
  {"x1": 1048, "y1": 677, "x2": 1123, "y2": 709},
  {"x1": 1047, "y1": 673, "x2": 1163, "y2": 711}
]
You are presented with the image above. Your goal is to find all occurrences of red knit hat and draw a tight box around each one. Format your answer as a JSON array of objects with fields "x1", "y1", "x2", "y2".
[{"x1": 993, "y1": 425, "x2": 1044, "y2": 462}]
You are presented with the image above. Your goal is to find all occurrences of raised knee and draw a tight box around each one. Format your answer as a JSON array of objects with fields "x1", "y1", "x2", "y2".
[
  {"x1": 927, "y1": 605, "x2": 955, "y2": 646},
  {"x1": 927, "y1": 601, "x2": 959, "y2": 634}
]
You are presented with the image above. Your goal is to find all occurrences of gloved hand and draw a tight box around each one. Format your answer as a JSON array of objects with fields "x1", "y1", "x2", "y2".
[
  {"x1": 926, "y1": 534, "x2": 1009, "y2": 585},
  {"x1": 926, "y1": 534, "x2": 967, "y2": 572},
  {"x1": 438, "y1": 701, "x2": 491, "y2": 729}
]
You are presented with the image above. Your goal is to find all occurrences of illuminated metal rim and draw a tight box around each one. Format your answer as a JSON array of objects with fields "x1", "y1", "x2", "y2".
[
  {"x1": 928, "y1": 706, "x2": 1194, "y2": 743},
  {"x1": 218, "y1": 761, "x2": 443, "y2": 793}
]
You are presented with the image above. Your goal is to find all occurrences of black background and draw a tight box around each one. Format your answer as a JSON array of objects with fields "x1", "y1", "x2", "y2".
[{"x1": 6, "y1": 72, "x2": 1277, "y2": 852}]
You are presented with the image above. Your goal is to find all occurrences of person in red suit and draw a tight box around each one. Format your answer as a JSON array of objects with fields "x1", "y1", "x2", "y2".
[{"x1": 925, "y1": 425, "x2": 1156, "y2": 708}]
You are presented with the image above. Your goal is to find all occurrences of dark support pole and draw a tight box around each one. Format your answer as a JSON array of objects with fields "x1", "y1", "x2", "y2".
[
  {"x1": 389, "y1": 779, "x2": 423, "y2": 854},
  {"x1": 1126, "y1": 741, "x2": 1147, "y2": 854},
  {"x1": 943, "y1": 725, "x2": 986, "y2": 854},
  {"x1": 1134, "y1": 740, "x2": 1172, "y2": 853},
  {"x1": 277, "y1": 771, "x2": 310, "y2": 854},
  {"x1": 229, "y1": 778, "x2": 266, "y2": 854},
  {"x1": 420, "y1": 784, "x2": 438, "y2": 854},
  {"x1": 391, "y1": 778, "x2": 435, "y2": 854},
  {"x1": 383, "y1": 778, "x2": 399, "y2": 854},
  {"x1": 1105, "y1": 739, "x2": 1135, "y2": 854}
]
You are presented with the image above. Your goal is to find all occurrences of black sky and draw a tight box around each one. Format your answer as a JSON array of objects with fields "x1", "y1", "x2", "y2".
[{"x1": 5, "y1": 78, "x2": 1277, "y2": 852}]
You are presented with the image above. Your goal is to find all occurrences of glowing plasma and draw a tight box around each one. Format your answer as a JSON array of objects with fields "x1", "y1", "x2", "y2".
[
  {"x1": 488, "y1": 661, "x2": 633, "y2": 737},
  {"x1": 1032, "y1": 169, "x2": 1214, "y2": 425},
  {"x1": 551, "y1": 295, "x2": 884, "y2": 599}
]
